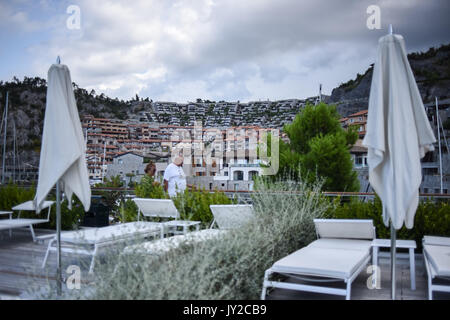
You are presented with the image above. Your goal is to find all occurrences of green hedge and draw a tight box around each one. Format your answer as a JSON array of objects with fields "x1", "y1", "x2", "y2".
[
  {"x1": 59, "y1": 178, "x2": 329, "y2": 300},
  {"x1": 0, "y1": 183, "x2": 85, "y2": 230},
  {"x1": 134, "y1": 175, "x2": 166, "y2": 199},
  {"x1": 172, "y1": 188, "x2": 234, "y2": 225},
  {"x1": 0, "y1": 183, "x2": 35, "y2": 210},
  {"x1": 327, "y1": 197, "x2": 450, "y2": 250}
]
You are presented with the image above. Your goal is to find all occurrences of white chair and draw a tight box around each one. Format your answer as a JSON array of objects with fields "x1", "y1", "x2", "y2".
[
  {"x1": 42, "y1": 221, "x2": 164, "y2": 274},
  {"x1": 261, "y1": 219, "x2": 375, "y2": 300},
  {"x1": 423, "y1": 236, "x2": 450, "y2": 300},
  {"x1": 132, "y1": 198, "x2": 201, "y2": 236},
  {"x1": 0, "y1": 200, "x2": 54, "y2": 242}
]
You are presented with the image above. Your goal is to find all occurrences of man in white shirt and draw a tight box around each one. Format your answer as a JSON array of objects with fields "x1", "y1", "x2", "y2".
[{"x1": 163, "y1": 156, "x2": 187, "y2": 197}]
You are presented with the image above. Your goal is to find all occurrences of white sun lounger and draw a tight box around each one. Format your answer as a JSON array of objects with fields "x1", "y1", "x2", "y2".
[
  {"x1": 0, "y1": 200, "x2": 54, "y2": 242},
  {"x1": 261, "y1": 219, "x2": 375, "y2": 300},
  {"x1": 423, "y1": 236, "x2": 450, "y2": 300},
  {"x1": 133, "y1": 198, "x2": 201, "y2": 236},
  {"x1": 123, "y1": 229, "x2": 226, "y2": 256},
  {"x1": 122, "y1": 204, "x2": 255, "y2": 257},
  {"x1": 42, "y1": 221, "x2": 164, "y2": 274}
]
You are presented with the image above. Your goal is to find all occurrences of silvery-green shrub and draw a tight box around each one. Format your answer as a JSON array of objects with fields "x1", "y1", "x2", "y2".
[{"x1": 35, "y1": 177, "x2": 329, "y2": 300}]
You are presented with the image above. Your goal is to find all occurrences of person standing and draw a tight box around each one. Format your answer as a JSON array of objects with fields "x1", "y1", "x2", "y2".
[
  {"x1": 144, "y1": 162, "x2": 159, "y2": 186},
  {"x1": 163, "y1": 156, "x2": 187, "y2": 197},
  {"x1": 136, "y1": 161, "x2": 165, "y2": 198}
]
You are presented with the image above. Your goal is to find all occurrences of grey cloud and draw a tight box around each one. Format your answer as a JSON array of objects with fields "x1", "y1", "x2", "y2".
[{"x1": 5, "y1": 0, "x2": 450, "y2": 102}]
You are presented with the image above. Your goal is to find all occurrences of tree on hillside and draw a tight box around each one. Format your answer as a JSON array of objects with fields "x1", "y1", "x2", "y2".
[{"x1": 263, "y1": 102, "x2": 359, "y2": 192}]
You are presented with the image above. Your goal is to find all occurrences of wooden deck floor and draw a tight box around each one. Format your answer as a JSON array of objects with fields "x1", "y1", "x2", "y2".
[
  {"x1": 0, "y1": 227, "x2": 448, "y2": 300},
  {"x1": 0, "y1": 228, "x2": 96, "y2": 299}
]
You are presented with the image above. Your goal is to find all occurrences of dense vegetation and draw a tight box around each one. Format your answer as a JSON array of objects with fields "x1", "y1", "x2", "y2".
[
  {"x1": 47, "y1": 177, "x2": 330, "y2": 299},
  {"x1": 326, "y1": 196, "x2": 450, "y2": 250},
  {"x1": 264, "y1": 102, "x2": 359, "y2": 192},
  {"x1": 0, "y1": 183, "x2": 85, "y2": 230}
]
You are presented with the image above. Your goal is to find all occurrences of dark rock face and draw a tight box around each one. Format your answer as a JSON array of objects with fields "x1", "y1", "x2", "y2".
[{"x1": 326, "y1": 44, "x2": 450, "y2": 117}]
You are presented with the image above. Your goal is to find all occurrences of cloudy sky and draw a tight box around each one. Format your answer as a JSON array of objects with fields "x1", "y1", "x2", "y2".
[{"x1": 0, "y1": 0, "x2": 449, "y2": 102}]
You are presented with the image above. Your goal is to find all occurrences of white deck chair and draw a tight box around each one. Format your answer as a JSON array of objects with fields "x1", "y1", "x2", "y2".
[
  {"x1": 261, "y1": 219, "x2": 375, "y2": 300},
  {"x1": 0, "y1": 200, "x2": 54, "y2": 242},
  {"x1": 132, "y1": 198, "x2": 201, "y2": 236},
  {"x1": 42, "y1": 221, "x2": 163, "y2": 274},
  {"x1": 423, "y1": 236, "x2": 450, "y2": 300},
  {"x1": 121, "y1": 204, "x2": 255, "y2": 257}
]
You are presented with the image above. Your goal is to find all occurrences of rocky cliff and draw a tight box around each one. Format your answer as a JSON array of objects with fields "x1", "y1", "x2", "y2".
[{"x1": 326, "y1": 43, "x2": 450, "y2": 117}]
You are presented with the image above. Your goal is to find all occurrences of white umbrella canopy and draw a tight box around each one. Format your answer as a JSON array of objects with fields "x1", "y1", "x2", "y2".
[
  {"x1": 34, "y1": 63, "x2": 91, "y2": 212},
  {"x1": 363, "y1": 30, "x2": 436, "y2": 298},
  {"x1": 34, "y1": 61, "x2": 91, "y2": 293},
  {"x1": 363, "y1": 33, "x2": 436, "y2": 229}
]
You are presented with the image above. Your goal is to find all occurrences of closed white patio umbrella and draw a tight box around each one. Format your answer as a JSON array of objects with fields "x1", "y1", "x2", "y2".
[
  {"x1": 34, "y1": 57, "x2": 91, "y2": 293},
  {"x1": 363, "y1": 26, "x2": 436, "y2": 299}
]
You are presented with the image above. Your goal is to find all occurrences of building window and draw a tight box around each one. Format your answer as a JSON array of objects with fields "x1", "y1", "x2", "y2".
[
  {"x1": 233, "y1": 170, "x2": 244, "y2": 181},
  {"x1": 248, "y1": 171, "x2": 259, "y2": 181}
]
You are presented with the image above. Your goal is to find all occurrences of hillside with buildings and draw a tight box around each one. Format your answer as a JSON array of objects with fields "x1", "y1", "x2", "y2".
[
  {"x1": 327, "y1": 43, "x2": 450, "y2": 117},
  {"x1": 0, "y1": 44, "x2": 448, "y2": 192}
]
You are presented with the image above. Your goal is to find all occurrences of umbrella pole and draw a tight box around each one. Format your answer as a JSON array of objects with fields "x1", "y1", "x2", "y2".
[
  {"x1": 390, "y1": 222, "x2": 396, "y2": 300},
  {"x1": 56, "y1": 180, "x2": 62, "y2": 295}
]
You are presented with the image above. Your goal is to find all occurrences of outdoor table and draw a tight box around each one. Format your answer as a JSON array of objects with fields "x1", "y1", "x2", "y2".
[
  {"x1": 372, "y1": 239, "x2": 417, "y2": 290},
  {"x1": 0, "y1": 211, "x2": 13, "y2": 237}
]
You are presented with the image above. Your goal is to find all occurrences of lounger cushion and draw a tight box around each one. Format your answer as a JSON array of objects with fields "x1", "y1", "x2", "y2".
[
  {"x1": 307, "y1": 238, "x2": 372, "y2": 252},
  {"x1": 0, "y1": 223, "x2": 15, "y2": 231},
  {"x1": 124, "y1": 229, "x2": 226, "y2": 255},
  {"x1": 0, "y1": 218, "x2": 48, "y2": 227},
  {"x1": 423, "y1": 236, "x2": 450, "y2": 247},
  {"x1": 60, "y1": 222, "x2": 163, "y2": 244},
  {"x1": 271, "y1": 246, "x2": 370, "y2": 279},
  {"x1": 424, "y1": 244, "x2": 450, "y2": 277},
  {"x1": 12, "y1": 200, "x2": 54, "y2": 211}
]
